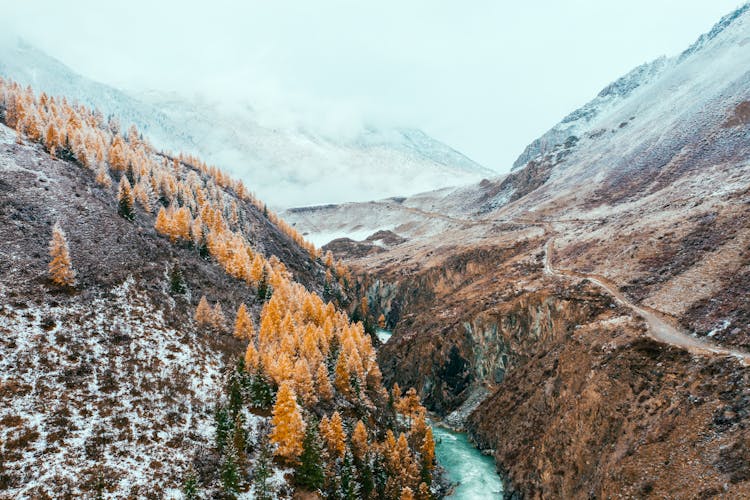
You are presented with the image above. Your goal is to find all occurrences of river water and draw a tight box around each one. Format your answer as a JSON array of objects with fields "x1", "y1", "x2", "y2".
[{"x1": 376, "y1": 330, "x2": 504, "y2": 499}]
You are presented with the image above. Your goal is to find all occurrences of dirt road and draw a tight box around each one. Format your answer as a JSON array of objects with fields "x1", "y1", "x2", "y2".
[{"x1": 544, "y1": 238, "x2": 750, "y2": 366}]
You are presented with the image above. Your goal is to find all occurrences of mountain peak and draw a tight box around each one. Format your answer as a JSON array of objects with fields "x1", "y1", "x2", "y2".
[
  {"x1": 511, "y1": 3, "x2": 750, "y2": 172},
  {"x1": 678, "y1": 2, "x2": 750, "y2": 62}
]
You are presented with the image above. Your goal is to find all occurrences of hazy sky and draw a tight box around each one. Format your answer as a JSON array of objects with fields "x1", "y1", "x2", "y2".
[{"x1": 4, "y1": 1, "x2": 744, "y2": 171}]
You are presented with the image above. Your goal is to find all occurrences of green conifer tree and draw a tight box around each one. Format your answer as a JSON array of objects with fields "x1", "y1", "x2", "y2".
[
  {"x1": 294, "y1": 419, "x2": 325, "y2": 491},
  {"x1": 117, "y1": 176, "x2": 135, "y2": 221},
  {"x1": 254, "y1": 421, "x2": 275, "y2": 500},
  {"x1": 250, "y1": 364, "x2": 274, "y2": 409},
  {"x1": 215, "y1": 405, "x2": 231, "y2": 453},
  {"x1": 340, "y1": 451, "x2": 359, "y2": 500},
  {"x1": 356, "y1": 451, "x2": 375, "y2": 498},
  {"x1": 169, "y1": 262, "x2": 187, "y2": 295},
  {"x1": 182, "y1": 465, "x2": 199, "y2": 500},
  {"x1": 220, "y1": 444, "x2": 240, "y2": 497}
]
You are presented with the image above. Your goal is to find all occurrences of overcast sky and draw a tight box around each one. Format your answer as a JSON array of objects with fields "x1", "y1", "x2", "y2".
[{"x1": 4, "y1": 1, "x2": 744, "y2": 172}]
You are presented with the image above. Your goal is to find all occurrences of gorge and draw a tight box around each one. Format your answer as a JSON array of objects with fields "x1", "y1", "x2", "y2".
[{"x1": 288, "y1": 5, "x2": 750, "y2": 497}]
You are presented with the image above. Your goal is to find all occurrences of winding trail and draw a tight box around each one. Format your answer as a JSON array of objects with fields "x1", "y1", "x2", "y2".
[{"x1": 543, "y1": 237, "x2": 750, "y2": 366}]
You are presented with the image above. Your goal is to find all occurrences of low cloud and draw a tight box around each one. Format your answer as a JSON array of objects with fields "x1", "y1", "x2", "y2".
[{"x1": 3, "y1": 1, "x2": 742, "y2": 172}]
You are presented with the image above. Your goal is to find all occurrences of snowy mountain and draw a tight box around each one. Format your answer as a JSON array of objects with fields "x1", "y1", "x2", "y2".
[
  {"x1": 288, "y1": 2, "x2": 750, "y2": 254},
  {"x1": 511, "y1": 3, "x2": 750, "y2": 174},
  {"x1": 0, "y1": 40, "x2": 494, "y2": 208}
]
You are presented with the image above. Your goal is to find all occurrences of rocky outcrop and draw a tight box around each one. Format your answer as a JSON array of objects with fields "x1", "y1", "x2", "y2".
[
  {"x1": 467, "y1": 319, "x2": 750, "y2": 499},
  {"x1": 374, "y1": 236, "x2": 614, "y2": 415}
]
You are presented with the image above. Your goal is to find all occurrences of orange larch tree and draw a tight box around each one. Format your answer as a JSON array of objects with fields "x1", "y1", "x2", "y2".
[
  {"x1": 292, "y1": 359, "x2": 317, "y2": 407},
  {"x1": 48, "y1": 222, "x2": 75, "y2": 286},
  {"x1": 334, "y1": 351, "x2": 352, "y2": 397},
  {"x1": 400, "y1": 486, "x2": 415, "y2": 500},
  {"x1": 321, "y1": 411, "x2": 346, "y2": 460},
  {"x1": 351, "y1": 420, "x2": 369, "y2": 462},
  {"x1": 195, "y1": 295, "x2": 213, "y2": 328},
  {"x1": 44, "y1": 120, "x2": 60, "y2": 157},
  {"x1": 233, "y1": 303, "x2": 254, "y2": 341},
  {"x1": 244, "y1": 342, "x2": 260, "y2": 372},
  {"x1": 269, "y1": 381, "x2": 306, "y2": 464},
  {"x1": 211, "y1": 302, "x2": 226, "y2": 332},
  {"x1": 95, "y1": 164, "x2": 112, "y2": 188},
  {"x1": 315, "y1": 363, "x2": 334, "y2": 402},
  {"x1": 154, "y1": 206, "x2": 172, "y2": 239},
  {"x1": 420, "y1": 427, "x2": 436, "y2": 483}
]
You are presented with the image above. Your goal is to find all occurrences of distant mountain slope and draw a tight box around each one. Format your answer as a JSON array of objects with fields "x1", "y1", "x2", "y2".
[
  {"x1": 0, "y1": 41, "x2": 494, "y2": 208},
  {"x1": 292, "y1": 2, "x2": 750, "y2": 244},
  {"x1": 140, "y1": 91, "x2": 495, "y2": 207},
  {"x1": 511, "y1": 3, "x2": 750, "y2": 173}
]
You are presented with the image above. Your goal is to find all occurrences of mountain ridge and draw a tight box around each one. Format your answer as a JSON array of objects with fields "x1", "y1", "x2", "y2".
[{"x1": 511, "y1": 2, "x2": 750, "y2": 172}]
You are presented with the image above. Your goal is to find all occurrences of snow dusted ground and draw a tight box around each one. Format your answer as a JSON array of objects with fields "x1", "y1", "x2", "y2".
[
  {"x1": 0, "y1": 274, "x2": 295, "y2": 498},
  {"x1": 0, "y1": 278, "x2": 222, "y2": 497}
]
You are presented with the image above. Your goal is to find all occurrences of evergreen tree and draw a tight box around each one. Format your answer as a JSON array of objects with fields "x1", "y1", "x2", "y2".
[
  {"x1": 48, "y1": 222, "x2": 76, "y2": 287},
  {"x1": 340, "y1": 451, "x2": 359, "y2": 500},
  {"x1": 182, "y1": 465, "x2": 199, "y2": 500},
  {"x1": 227, "y1": 366, "x2": 244, "y2": 417},
  {"x1": 249, "y1": 364, "x2": 274, "y2": 409},
  {"x1": 253, "y1": 421, "x2": 274, "y2": 500},
  {"x1": 220, "y1": 444, "x2": 240, "y2": 497},
  {"x1": 372, "y1": 453, "x2": 388, "y2": 500},
  {"x1": 257, "y1": 268, "x2": 269, "y2": 301},
  {"x1": 232, "y1": 413, "x2": 248, "y2": 469},
  {"x1": 168, "y1": 262, "x2": 187, "y2": 295},
  {"x1": 294, "y1": 419, "x2": 325, "y2": 491},
  {"x1": 117, "y1": 176, "x2": 135, "y2": 221},
  {"x1": 125, "y1": 161, "x2": 136, "y2": 186},
  {"x1": 357, "y1": 452, "x2": 375, "y2": 499},
  {"x1": 214, "y1": 404, "x2": 231, "y2": 453}
]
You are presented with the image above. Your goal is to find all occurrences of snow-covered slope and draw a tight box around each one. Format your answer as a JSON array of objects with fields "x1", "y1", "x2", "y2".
[
  {"x1": 511, "y1": 3, "x2": 750, "y2": 174},
  {"x1": 0, "y1": 41, "x2": 201, "y2": 154},
  {"x1": 0, "y1": 40, "x2": 494, "y2": 208}
]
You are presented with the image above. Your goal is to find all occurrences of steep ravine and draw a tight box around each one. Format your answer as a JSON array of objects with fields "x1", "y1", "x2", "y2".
[
  {"x1": 373, "y1": 241, "x2": 615, "y2": 415},
  {"x1": 368, "y1": 245, "x2": 750, "y2": 498},
  {"x1": 468, "y1": 332, "x2": 750, "y2": 499}
]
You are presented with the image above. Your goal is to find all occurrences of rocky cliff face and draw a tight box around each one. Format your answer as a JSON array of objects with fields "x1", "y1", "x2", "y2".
[
  {"x1": 365, "y1": 228, "x2": 750, "y2": 497},
  {"x1": 467, "y1": 324, "x2": 750, "y2": 499},
  {"x1": 373, "y1": 236, "x2": 616, "y2": 415}
]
